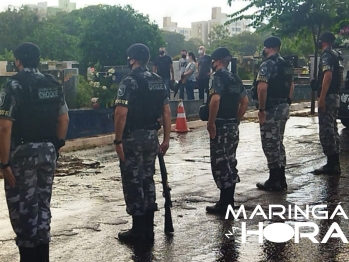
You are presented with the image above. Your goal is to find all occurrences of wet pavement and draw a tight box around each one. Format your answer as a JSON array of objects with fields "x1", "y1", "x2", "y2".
[{"x1": 1, "y1": 116, "x2": 349, "y2": 262}]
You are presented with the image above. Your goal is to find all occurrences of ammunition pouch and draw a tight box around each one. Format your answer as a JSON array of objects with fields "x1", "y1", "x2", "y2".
[{"x1": 199, "y1": 104, "x2": 209, "y2": 121}]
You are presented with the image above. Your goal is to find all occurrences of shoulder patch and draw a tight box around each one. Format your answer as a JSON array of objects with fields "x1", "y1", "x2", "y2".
[
  {"x1": 260, "y1": 66, "x2": 268, "y2": 76},
  {"x1": 0, "y1": 93, "x2": 6, "y2": 107},
  {"x1": 118, "y1": 85, "x2": 126, "y2": 97}
]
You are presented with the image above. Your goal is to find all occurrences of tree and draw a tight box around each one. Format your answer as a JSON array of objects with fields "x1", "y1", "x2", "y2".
[
  {"x1": 226, "y1": 0, "x2": 349, "y2": 113},
  {"x1": 208, "y1": 24, "x2": 230, "y2": 48},
  {"x1": 79, "y1": 5, "x2": 165, "y2": 67},
  {"x1": 162, "y1": 31, "x2": 185, "y2": 58},
  {"x1": 183, "y1": 38, "x2": 204, "y2": 54},
  {"x1": 27, "y1": 23, "x2": 81, "y2": 61},
  {"x1": 0, "y1": 6, "x2": 41, "y2": 53}
]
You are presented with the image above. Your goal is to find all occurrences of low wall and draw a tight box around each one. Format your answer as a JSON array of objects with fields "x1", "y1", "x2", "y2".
[
  {"x1": 66, "y1": 100, "x2": 204, "y2": 140},
  {"x1": 65, "y1": 85, "x2": 312, "y2": 140},
  {"x1": 244, "y1": 84, "x2": 312, "y2": 107}
]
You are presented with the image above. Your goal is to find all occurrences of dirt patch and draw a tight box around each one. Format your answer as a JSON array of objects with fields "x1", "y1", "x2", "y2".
[{"x1": 0, "y1": 155, "x2": 102, "y2": 180}]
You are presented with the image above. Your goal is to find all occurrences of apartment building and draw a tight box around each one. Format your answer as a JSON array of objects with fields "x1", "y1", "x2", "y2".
[
  {"x1": 162, "y1": 7, "x2": 251, "y2": 44},
  {"x1": 25, "y1": 0, "x2": 76, "y2": 19},
  {"x1": 163, "y1": 17, "x2": 191, "y2": 41}
]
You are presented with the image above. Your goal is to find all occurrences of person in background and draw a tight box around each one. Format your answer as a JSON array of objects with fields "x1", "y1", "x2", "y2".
[
  {"x1": 153, "y1": 47, "x2": 174, "y2": 98},
  {"x1": 180, "y1": 52, "x2": 196, "y2": 100},
  {"x1": 197, "y1": 46, "x2": 212, "y2": 100},
  {"x1": 178, "y1": 50, "x2": 188, "y2": 77}
]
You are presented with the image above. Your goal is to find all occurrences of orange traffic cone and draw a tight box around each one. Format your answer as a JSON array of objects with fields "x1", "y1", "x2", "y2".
[{"x1": 175, "y1": 99, "x2": 190, "y2": 133}]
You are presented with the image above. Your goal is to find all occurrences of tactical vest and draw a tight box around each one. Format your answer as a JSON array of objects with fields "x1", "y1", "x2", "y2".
[
  {"x1": 10, "y1": 70, "x2": 63, "y2": 144},
  {"x1": 266, "y1": 55, "x2": 293, "y2": 103},
  {"x1": 124, "y1": 68, "x2": 165, "y2": 133},
  {"x1": 210, "y1": 69, "x2": 241, "y2": 120},
  {"x1": 318, "y1": 49, "x2": 344, "y2": 95}
]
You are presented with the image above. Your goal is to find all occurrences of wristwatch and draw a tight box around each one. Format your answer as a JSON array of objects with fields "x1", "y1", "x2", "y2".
[
  {"x1": 1, "y1": 162, "x2": 10, "y2": 169},
  {"x1": 113, "y1": 139, "x2": 122, "y2": 145},
  {"x1": 259, "y1": 109, "x2": 265, "y2": 112}
]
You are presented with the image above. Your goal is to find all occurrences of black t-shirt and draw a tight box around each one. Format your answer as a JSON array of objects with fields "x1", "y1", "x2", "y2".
[
  {"x1": 154, "y1": 55, "x2": 173, "y2": 79},
  {"x1": 198, "y1": 55, "x2": 212, "y2": 79}
]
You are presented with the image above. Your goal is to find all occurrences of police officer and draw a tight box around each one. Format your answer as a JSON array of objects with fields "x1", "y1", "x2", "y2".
[
  {"x1": 0, "y1": 42, "x2": 69, "y2": 261},
  {"x1": 205, "y1": 47, "x2": 249, "y2": 214},
  {"x1": 255, "y1": 37, "x2": 294, "y2": 191},
  {"x1": 113, "y1": 43, "x2": 171, "y2": 243},
  {"x1": 312, "y1": 32, "x2": 342, "y2": 175}
]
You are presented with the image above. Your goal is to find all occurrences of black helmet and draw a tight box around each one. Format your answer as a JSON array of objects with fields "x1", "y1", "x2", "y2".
[
  {"x1": 319, "y1": 32, "x2": 336, "y2": 44},
  {"x1": 211, "y1": 47, "x2": 231, "y2": 61},
  {"x1": 263, "y1": 36, "x2": 282, "y2": 48},
  {"x1": 13, "y1": 42, "x2": 41, "y2": 64},
  {"x1": 126, "y1": 43, "x2": 150, "y2": 65}
]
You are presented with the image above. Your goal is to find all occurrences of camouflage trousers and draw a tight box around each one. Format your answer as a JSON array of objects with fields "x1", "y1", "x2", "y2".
[
  {"x1": 119, "y1": 129, "x2": 159, "y2": 216},
  {"x1": 4, "y1": 142, "x2": 56, "y2": 248},
  {"x1": 260, "y1": 103, "x2": 290, "y2": 169},
  {"x1": 210, "y1": 122, "x2": 240, "y2": 189},
  {"x1": 318, "y1": 94, "x2": 340, "y2": 156}
]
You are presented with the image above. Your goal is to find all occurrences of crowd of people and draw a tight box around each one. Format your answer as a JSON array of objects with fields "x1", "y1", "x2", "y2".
[{"x1": 153, "y1": 46, "x2": 213, "y2": 101}]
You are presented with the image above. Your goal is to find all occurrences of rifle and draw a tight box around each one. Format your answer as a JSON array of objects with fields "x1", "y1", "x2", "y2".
[{"x1": 158, "y1": 153, "x2": 174, "y2": 234}]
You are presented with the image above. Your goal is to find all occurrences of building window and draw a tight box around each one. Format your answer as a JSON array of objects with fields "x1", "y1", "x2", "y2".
[{"x1": 237, "y1": 28, "x2": 241, "y2": 32}]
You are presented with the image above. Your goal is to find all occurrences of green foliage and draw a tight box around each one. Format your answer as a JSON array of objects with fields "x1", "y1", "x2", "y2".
[
  {"x1": 0, "y1": 6, "x2": 41, "y2": 53},
  {"x1": 26, "y1": 23, "x2": 81, "y2": 61},
  {"x1": 88, "y1": 69, "x2": 118, "y2": 109},
  {"x1": 208, "y1": 25, "x2": 230, "y2": 48},
  {"x1": 79, "y1": 5, "x2": 165, "y2": 66},
  {"x1": 161, "y1": 31, "x2": 203, "y2": 58},
  {"x1": 226, "y1": 0, "x2": 349, "y2": 77},
  {"x1": 76, "y1": 75, "x2": 94, "y2": 108}
]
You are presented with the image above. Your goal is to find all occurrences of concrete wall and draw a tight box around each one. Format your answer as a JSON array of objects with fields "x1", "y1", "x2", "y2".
[
  {"x1": 66, "y1": 100, "x2": 204, "y2": 140},
  {"x1": 244, "y1": 84, "x2": 312, "y2": 107},
  {"x1": 65, "y1": 84, "x2": 312, "y2": 140}
]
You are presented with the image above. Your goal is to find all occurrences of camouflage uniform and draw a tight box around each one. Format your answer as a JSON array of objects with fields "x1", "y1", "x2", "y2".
[
  {"x1": 114, "y1": 54, "x2": 169, "y2": 243},
  {"x1": 210, "y1": 123, "x2": 240, "y2": 189},
  {"x1": 260, "y1": 103, "x2": 290, "y2": 170},
  {"x1": 1, "y1": 68, "x2": 68, "y2": 250},
  {"x1": 313, "y1": 44, "x2": 342, "y2": 175},
  {"x1": 318, "y1": 94, "x2": 340, "y2": 156},
  {"x1": 255, "y1": 51, "x2": 293, "y2": 191},
  {"x1": 120, "y1": 129, "x2": 159, "y2": 215},
  {"x1": 205, "y1": 50, "x2": 247, "y2": 214}
]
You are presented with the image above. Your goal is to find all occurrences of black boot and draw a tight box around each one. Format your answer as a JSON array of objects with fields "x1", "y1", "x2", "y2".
[
  {"x1": 313, "y1": 154, "x2": 341, "y2": 175},
  {"x1": 256, "y1": 168, "x2": 282, "y2": 191},
  {"x1": 145, "y1": 210, "x2": 155, "y2": 243},
  {"x1": 279, "y1": 166, "x2": 287, "y2": 190},
  {"x1": 206, "y1": 185, "x2": 235, "y2": 215},
  {"x1": 37, "y1": 243, "x2": 49, "y2": 262},
  {"x1": 19, "y1": 247, "x2": 39, "y2": 262},
  {"x1": 118, "y1": 216, "x2": 146, "y2": 243}
]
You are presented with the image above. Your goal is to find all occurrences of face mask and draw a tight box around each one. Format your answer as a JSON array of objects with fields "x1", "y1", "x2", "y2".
[
  {"x1": 317, "y1": 41, "x2": 322, "y2": 49},
  {"x1": 181, "y1": 54, "x2": 186, "y2": 59},
  {"x1": 198, "y1": 50, "x2": 203, "y2": 55},
  {"x1": 211, "y1": 61, "x2": 217, "y2": 72},
  {"x1": 128, "y1": 59, "x2": 133, "y2": 70},
  {"x1": 159, "y1": 51, "x2": 165, "y2": 55},
  {"x1": 262, "y1": 49, "x2": 267, "y2": 58}
]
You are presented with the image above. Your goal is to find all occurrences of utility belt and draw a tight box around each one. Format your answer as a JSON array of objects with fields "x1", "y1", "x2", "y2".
[
  {"x1": 266, "y1": 97, "x2": 288, "y2": 109},
  {"x1": 124, "y1": 122, "x2": 161, "y2": 135},
  {"x1": 215, "y1": 118, "x2": 239, "y2": 127},
  {"x1": 13, "y1": 136, "x2": 63, "y2": 149}
]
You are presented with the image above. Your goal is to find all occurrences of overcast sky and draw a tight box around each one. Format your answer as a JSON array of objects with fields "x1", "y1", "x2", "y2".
[{"x1": 0, "y1": 0, "x2": 253, "y2": 28}]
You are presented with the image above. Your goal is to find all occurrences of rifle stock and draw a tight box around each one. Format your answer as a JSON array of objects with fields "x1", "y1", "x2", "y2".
[{"x1": 158, "y1": 153, "x2": 174, "y2": 233}]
